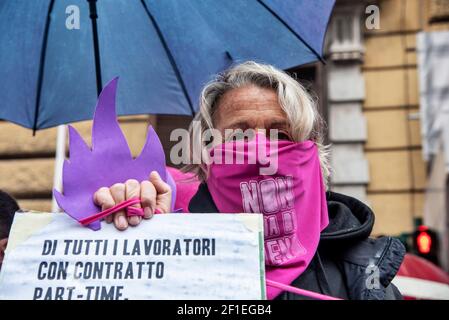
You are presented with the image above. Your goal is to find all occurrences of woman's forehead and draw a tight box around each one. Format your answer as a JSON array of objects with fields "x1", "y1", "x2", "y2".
[
  {"x1": 215, "y1": 85, "x2": 287, "y2": 128},
  {"x1": 219, "y1": 85, "x2": 278, "y2": 108}
]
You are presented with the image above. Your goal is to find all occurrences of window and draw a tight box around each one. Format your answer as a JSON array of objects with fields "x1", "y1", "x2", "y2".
[
  {"x1": 327, "y1": 9, "x2": 364, "y2": 61},
  {"x1": 429, "y1": 0, "x2": 449, "y2": 23}
]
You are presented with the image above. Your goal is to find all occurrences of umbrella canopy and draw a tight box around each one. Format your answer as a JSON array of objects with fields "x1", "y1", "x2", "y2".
[{"x1": 0, "y1": 0, "x2": 335, "y2": 131}]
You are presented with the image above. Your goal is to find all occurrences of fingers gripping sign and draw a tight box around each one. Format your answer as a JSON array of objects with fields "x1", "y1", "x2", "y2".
[
  {"x1": 149, "y1": 171, "x2": 172, "y2": 215},
  {"x1": 93, "y1": 187, "x2": 115, "y2": 224},
  {"x1": 125, "y1": 179, "x2": 142, "y2": 227},
  {"x1": 93, "y1": 171, "x2": 173, "y2": 231},
  {"x1": 110, "y1": 183, "x2": 127, "y2": 230}
]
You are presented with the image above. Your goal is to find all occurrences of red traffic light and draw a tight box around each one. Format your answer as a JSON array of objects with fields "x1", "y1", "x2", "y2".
[
  {"x1": 416, "y1": 230, "x2": 432, "y2": 254},
  {"x1": 412, "y1": 225, "x2": 439, "y2": 265}
]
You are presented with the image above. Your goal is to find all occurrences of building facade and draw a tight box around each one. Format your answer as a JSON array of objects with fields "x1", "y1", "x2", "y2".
[
  {"x1": 327, "y1": 0, "x2": 445, "y2": 234},
  {"x1": 416, "y1": 1, "x2": 449, "y2": 270},
  {"x1": 326, "y1": 0, "x2": 449, "y2": 270}
]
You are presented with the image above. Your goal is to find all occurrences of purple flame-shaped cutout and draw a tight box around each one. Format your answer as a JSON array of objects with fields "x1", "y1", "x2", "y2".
[{"x1": 54, "y1": 77, "x2": 176, "y2": 230}]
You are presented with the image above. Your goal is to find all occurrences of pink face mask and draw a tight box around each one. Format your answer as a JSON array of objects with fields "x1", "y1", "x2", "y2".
[{"x1": 206, "y1": 134, "x2": 329, "y2": 300}]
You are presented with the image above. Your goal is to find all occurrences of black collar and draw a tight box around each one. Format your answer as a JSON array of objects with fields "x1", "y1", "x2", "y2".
[{"x1": 188, "y1": 183, "x2": 375, "y2": 243}]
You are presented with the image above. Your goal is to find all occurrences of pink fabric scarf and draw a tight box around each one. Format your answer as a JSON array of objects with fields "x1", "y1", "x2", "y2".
[{"x1": 206, "y1": 135, "x2": 329, "y2": 299}]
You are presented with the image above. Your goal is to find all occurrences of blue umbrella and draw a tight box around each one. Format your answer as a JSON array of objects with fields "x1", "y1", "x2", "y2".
[{"x1": 0, "y1": 0, "x2": 335, "y2": 131}]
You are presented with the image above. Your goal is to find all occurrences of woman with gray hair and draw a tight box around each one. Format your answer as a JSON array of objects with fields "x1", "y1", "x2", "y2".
[{"x1": 94, "y1": 61, "x2": 404, "y2": 300}]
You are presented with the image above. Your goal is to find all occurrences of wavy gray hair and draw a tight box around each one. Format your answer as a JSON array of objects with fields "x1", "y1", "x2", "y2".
[{"x1": 183, "y1": 61, "x2": 330, "y2": 186}]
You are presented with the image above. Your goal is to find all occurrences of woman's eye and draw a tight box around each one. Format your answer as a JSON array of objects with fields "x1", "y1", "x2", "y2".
[
  {"x1": 224, "y1": 129, "x2": 292, "y2": 142},
  {"x1": 226, "y1": 132, "x2": 242, "y2": 142},
  {"x1": 276, "y1": 131, "x2": 293, "y2": 141},
  {"x1": 226, "y1": 134, "x2": 239, "y2": 141},
  {"x1": 226, "y1": 131, "x2": 255, "y2": 141}
]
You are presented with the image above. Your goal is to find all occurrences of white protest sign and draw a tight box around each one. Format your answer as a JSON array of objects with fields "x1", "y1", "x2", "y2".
[{"x1": 0, "y1": 212, "x2": 265, "y2": 300}]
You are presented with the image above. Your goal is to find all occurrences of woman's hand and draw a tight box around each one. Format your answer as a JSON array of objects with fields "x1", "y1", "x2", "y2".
[{"x1": 93, "y1": 171, "x2": 172, "y2": 231}]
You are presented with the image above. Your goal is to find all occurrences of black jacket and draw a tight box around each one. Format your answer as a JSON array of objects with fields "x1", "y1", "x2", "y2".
[{"x1": 189, "y1": 183, "x2": 405, "y2": 300}]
